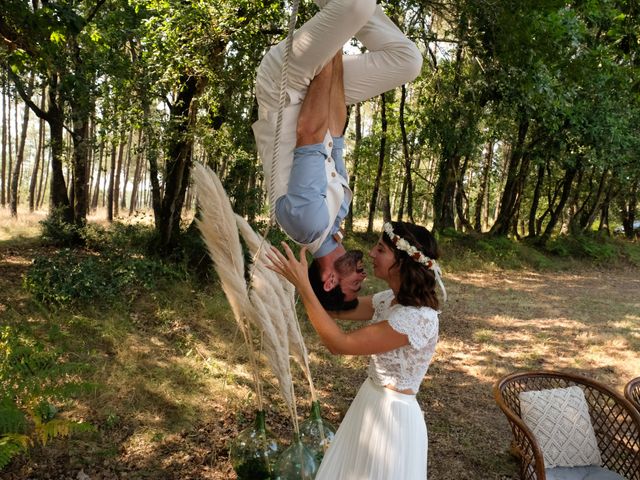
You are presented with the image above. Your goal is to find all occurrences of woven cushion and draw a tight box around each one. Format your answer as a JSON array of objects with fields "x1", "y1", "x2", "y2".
[{"x1": 519, "y1": 386, "x2": 602, "y2": 468}]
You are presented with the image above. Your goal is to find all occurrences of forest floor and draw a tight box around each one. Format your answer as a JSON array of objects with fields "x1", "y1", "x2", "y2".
[{"x1": 1, "y1": 210, "x2": 639, "y2": 479}]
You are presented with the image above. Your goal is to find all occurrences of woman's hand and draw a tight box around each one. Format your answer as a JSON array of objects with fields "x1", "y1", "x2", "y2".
[{"x1": 265, "y1": 242, "x2": 312, "y2": 292}]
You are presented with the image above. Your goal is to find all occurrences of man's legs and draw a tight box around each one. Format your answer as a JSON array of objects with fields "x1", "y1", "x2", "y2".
[
  {"x1": 258, "y1": 0, "x2": 376, "y2": 108},
  {"x1": 275, "y1": 58, "x2": 337, "y2": 244},
  {"x1": 343, "y1": 5, "x2": 423, "y2": 105}
]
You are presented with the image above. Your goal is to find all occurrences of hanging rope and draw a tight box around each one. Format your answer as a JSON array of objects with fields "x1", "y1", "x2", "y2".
[{"x1": 268, "y1": 0, "x2": 301, "y2": 224}]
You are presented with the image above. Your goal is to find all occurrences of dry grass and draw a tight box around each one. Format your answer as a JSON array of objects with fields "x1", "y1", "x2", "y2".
[
  {"x1": 422, "y1": 267, "x2": 640, "y2": 479},
  {"x1": 1, "y1": 213, "x2": 639, "y2": 479}
]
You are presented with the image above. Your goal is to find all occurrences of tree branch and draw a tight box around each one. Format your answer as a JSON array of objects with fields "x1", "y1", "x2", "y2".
[
  {"x1": 85, "y1": 0, "x2": 108, "y2": 25},
  {"x1": 8, "y1": 69, "x2": 50, "y2": 121}
]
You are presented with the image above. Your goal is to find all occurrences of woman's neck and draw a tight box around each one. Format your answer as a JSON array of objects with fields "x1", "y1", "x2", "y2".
[{"x1": 388, "y1": 277, "x2": 401, "y2": 297}]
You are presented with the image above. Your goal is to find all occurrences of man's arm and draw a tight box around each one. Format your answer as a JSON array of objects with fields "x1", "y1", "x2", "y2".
[{"x1": 328, "y1": 295, "x2": 374, "y2": 321}]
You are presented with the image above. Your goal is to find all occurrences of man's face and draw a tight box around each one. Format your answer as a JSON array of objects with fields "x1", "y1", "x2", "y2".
[{"x1": 335, "y1": 250, "x2": 367, "y2": 301}]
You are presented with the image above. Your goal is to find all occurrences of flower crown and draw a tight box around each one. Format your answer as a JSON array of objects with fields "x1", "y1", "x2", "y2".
[
  {"x1": 383, "y1": 222, "x2": 435, "y2": 268},
  {"x1": 383, "y1": 222, "x2": 447, "y2": 302}
]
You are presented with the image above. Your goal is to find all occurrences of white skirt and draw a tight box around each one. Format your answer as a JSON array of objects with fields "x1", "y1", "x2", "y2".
[{"x1": 316, "y1": 378, "x2": 428, "y2": 480}]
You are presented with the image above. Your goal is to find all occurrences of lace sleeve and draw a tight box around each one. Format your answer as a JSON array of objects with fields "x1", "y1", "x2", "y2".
[
  {"x1": 372, "y1": 290, "x2": 393, "y2": 312},
  {"x1": 388, "y1": 307, "x2": 438, "y2": 349}
]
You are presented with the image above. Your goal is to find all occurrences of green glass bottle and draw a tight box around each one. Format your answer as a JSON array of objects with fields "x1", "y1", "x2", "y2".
[
  {"x1": 229, "y1": 410, "x2": 280, "y2": 479},
  {"x1": 299, "y1": 401, "x2": 336, "y2": 465},
  {"x1": 273, "y1": 433, "x2": 318, "y2": 479}
]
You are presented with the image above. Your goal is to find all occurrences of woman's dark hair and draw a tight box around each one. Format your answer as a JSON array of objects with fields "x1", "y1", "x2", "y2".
[
  {"x1": 308, "y1": 259, "x2": 359, "y2": 311},
  {"x1": 382, "y1": 221, "x2": 440, "y2": 309}
]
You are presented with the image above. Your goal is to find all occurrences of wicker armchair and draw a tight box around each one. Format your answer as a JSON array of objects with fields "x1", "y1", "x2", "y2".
[
  {"x1": 494, "y1": 370, "x2": 640, "y2": 480},
  {"x1": 625, "y1": 377, "x2": 640, "y2": 412}
]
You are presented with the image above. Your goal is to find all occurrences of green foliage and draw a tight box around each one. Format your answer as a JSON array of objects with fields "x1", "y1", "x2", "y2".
[
  {"x1": 39, "y1": 207, "x2": 82, "y2": 247},
  {"x1": 31, "y1": 218, "x2": 190, "y2": 306},
  {"x1": 621, "y1": 242, "x2": 640, "y2": 267},
  {"x1": 0, "y1": 399, "x2": 27, "y2": 435},
  {"x1": 545, "y1": 234, "x2": 617, "y2": 262},
  {"x1": 83, "y1": 222, "x2": 157, "y2": 254},
  {"x1": 23, "y1": 248, "x2": 182, "y2": 308},
  {"x1": 0, "y1": 326, "x2": 94, "y2": 470},
  {"x1": 0, "y1": 434, "x2": 30, "y2": 471}
]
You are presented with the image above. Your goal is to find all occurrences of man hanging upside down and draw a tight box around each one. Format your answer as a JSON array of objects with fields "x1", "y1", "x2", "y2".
[{"x1": 252, "y1": 0, "x2": 422, "y2": 310}]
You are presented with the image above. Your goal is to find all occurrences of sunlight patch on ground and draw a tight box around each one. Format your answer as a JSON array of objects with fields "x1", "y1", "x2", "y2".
[{"x1": 0, "y1": 209, "x2": 47, "y2": 240}]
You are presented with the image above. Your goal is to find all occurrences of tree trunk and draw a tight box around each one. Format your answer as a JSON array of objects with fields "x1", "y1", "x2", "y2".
[
  {"x1": 527, "y1": 162, "x2": 545, "y2": 237},
  {"x1": 490, "y1": 116, "x2": 529, "y2": 235},
  {"x1": 143, "y1": 103, "x2": 162, "y2": 225},
  {"x1": 91, "y1": 141, "x2": 104, "y2": 211},
  {"x1": 345, "y1": 102, "x2": 361, "y2": 232},
  {"x1": 107, "y1": 140, "x2": 116, "y2": 222},
  {"x1": 5, "y1": 4, "x2": 87, "y2": 221},
  {"x1": 398, "y1": 84, "x2": 414, "y2": 222},
  {"x1": 598, "y1": 184, "x2": 614, "y2": 234},
  {"x1": 433, "y1": 26, "x2": 467, "y2": 232},
  {"x1": 47, "y1": 77, "x2": 72, "y2": 221},
  {"x1": 29, "y1": 87, "x2": 46, "y2": 212},
  {"x1": 1, "y1": 73, "x2": 7, "y2": 207},
  {"x1": 36, "y1": 149, "x2": 49, "y2": 209},
  {"x1": 129, "y1": 129, "x2": 144, "y2": 216},
  {"x1": 367, "y1": 93, "x2": 387, "y2": 233},
  {"x1": 474, "y1": 141, "x2": 493, "y2": 232},
  {"x1": 113, "y1": 129, "x2": 125, "y2": 218},
  {"x1": 120, "y1": 128, "x2": 134, "y2": 209},
  {"x1": 539, "y1": 158, "x2": 581, "y2": 243},
  {"x1": 620, "y1": 179, "x2": 638, "y2": 239},
  {"x1": 6, "y1": 89, "x2": 13, "y2": 204},
  {"x1": 71, "y1": 106, "x2": 91, "y2": 225},
  {"x1": 455, "y1": 155, "x2": 474, "y2": 231},
  {"x1": 10, "y1": 75, "x2": 34, "y2": 217},
  {"x1": 158, "y1": 74, "x2": 203, "y2": 250},
  {"x1": 577, "y1": 168, "x2": 608, "y2": 232}
]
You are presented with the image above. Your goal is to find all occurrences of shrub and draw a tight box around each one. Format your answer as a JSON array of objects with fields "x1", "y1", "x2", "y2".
[
  {"x1": 23, "y1": 249, "x2": 182, "y2": 308},
  {"x1": 546, "y1": 234, "x2": 617, "y2": 262},
  {"x1": 39, "y1": 208, "x2": 81, "y2": 247}
]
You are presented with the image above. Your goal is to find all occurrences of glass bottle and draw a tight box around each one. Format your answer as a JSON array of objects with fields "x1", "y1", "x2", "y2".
[
  {"x1": 273, "y1": 433, "x2": 318, "y2": 479},
  {"x1": 229, "y1": 410, "x2": 280, "y2": 479},
  {"x1": 299, "y1": 400, "x2": 336, "y2": 465}
]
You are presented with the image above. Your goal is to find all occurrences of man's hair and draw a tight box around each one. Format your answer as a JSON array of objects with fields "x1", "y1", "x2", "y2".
[{"x1": 308, "y1": 258, "x2": 359, "y2": 311}]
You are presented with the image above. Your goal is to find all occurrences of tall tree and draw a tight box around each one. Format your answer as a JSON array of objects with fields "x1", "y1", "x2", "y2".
[{"x1": 10, "y1": 74, "x2": 33, "y2": 217}]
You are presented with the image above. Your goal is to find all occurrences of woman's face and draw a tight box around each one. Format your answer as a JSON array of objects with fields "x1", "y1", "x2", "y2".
[{"x1": 369, "y1": 235, "x2": 397, "y2": 281}]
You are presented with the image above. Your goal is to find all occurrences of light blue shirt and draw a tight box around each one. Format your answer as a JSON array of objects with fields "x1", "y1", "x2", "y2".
[{"x1": 275, "y1": 136, "x2": 350, "y2": 258}]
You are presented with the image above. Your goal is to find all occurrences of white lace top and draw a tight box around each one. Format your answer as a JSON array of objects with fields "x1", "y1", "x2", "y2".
[{"x1": 367, "y1": 289, "x2": 439, "y2": 393}]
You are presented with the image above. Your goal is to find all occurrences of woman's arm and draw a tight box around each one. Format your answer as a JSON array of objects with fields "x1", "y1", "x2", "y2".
[{"x1": 266, "y1": 243, "x2": 408, "y2": 355}]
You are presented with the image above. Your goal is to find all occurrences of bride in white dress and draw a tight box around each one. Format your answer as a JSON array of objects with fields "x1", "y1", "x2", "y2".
[{"x1": 267, "y1": 221, "x2": 445, "y2": 479}]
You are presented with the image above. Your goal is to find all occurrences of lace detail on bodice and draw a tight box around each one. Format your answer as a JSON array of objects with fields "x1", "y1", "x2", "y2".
[{"x1": 367, "y1": 290, "x2": 439, "y2": 393}]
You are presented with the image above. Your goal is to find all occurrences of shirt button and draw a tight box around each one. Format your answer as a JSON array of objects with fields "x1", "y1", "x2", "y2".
[
  {"x1": 327, "y1": 157, "x2": 332, "y2": 163},
  {"x1": 331, "y1": 172, "x2": 336, "y2": 177},
  {"x1": 328, "y1": 141, "x2": 333, "y2": 148}
]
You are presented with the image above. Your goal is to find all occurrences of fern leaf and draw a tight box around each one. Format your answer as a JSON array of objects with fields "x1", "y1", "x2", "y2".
[
  {"x1": 0, "y1": 398, "x2": 27, "y2": 435},
  {"x1": 0, "y1": 433, "x2": 30, "y2": 470},
  {"x1": 35, "y1": 418, "x2": 94, "y2": 446}
]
